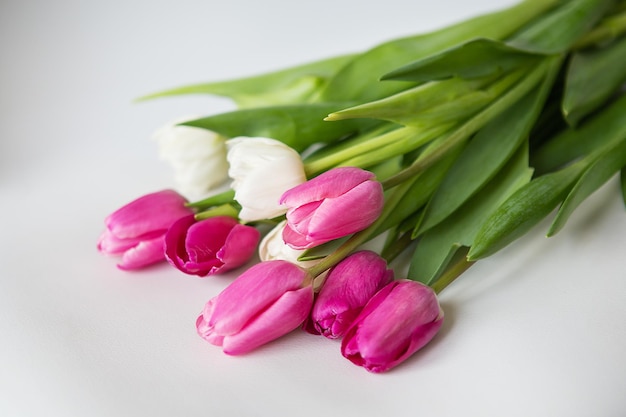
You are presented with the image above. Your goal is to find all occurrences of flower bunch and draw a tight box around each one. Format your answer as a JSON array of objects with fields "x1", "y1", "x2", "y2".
[{"x1": 100, "y1": 0, "x2": 626, "y2": 372}]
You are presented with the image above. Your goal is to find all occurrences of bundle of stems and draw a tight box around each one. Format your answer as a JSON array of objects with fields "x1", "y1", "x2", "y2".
[{"x1": 144, "y1": 0, "x2": 626, "y2": 292}]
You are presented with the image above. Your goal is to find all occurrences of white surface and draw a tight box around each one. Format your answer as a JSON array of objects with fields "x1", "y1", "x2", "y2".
[{"x1": 2, "y1": 1, "x2": 625, "y2": 416}]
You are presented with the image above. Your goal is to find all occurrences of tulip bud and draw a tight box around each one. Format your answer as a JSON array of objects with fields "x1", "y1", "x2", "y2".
[
  {"x1": 196, "y1": 260, "x2": 314, "y2": 355},
  {"x1": 258, "y1": 220, "x2": 319, "y2": 268},
  {"x1": 280, "y1": 167, "x2": 384, "y2": 250},
  {"x1": 164, "y1": 215, "x2": 260, "y2": 277},
  {"x1": 227, "y1": 137, "x2": 306, "y2": 222},
  {"x1": 153, "y1": 117, "x2": 229, "y2": 199},
  {"x1": 309, "y1": 251, "x2": 393, "y2": 339},
  {"x1": 97, "y1": 190, "x2": 194, "y2": 270},
  {"x1": 341, "y1": 280, "x2": 444, "y2": 373}
]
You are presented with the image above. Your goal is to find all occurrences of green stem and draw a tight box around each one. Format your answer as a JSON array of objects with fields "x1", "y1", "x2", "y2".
[
  {"x1": 195, "y1": 204, "x2": 240, "y2": 220},
  {"x1": 382, "y1": 58, "x2": 557, "y2": 189},
  {"x1": 186, "y1": 189, "x2": 236, "y2": 209},
  {"x1": 304, "y1": 126, "x2": 409, "y2": 176},
  {"x1": 431, "y1": 250, "x2": 475, "y2": 294}
]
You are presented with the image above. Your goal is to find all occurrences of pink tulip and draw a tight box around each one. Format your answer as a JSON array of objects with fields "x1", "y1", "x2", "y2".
[
  {"x1": 165, "y1": 215, "x2": 260, "y2": 277},
  {"x1": 280, "y1": 167, "x2": 384, "y2": 249},
  {"x1": 341, "y1": 279, "x2": 444, "y2": 373},
  {"x1": 97, "y1": 190, "x2": 194, "y2": 270},
  {"x1": 308, "y1": 251, "x2": 393, "y2": 339},
  {"x1": 196, "y1": 260, "x2": 313, "y2": 355}
]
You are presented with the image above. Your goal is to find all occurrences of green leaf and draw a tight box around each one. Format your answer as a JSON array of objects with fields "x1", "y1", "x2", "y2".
[
  {"x1": 382, "y1": 38, "x2": 542, "y2": 83},
  {"x1": 318, "y1": 0, "x2": 562, "y2": 103},
  {"x1": 563, "y1": 35, "x2": 626, "y2": 126},
  {"x1": 326, "y1": 71, "x2": 524, "y2": 128},
  {"x1": 409, "y1": 143, "x2": 532, "y2": 285},
  {"x1": 181, "y1": 103, "x2": 374, "y2": 152},
  {"x1": 299, "y1": 237, "x2": 349, "y2": 262},
  {"x1": 467, "y1": 160, "x2": 587, "y2": 261},
  {"x1": 415, "y1": 63, "x2": 557, "y2": 236},
  {"x1": 531, "y1": 93, "x2": 626, "y2": 173},
  {"x1": 373, "y1": 147, "x2": 463, "y2": 235},
  {"x1": 136, "y1": 54, "x2": 356, "y2": 107},
  {"x1": 548, "y1": 135, "x2": 626, "y2": 236},
  {"x1": 507, "y1": 0, "x2": 615, "y2": 54},
  {"x1": 382, "y1": 56, "x2": 559, "y2": 189}
]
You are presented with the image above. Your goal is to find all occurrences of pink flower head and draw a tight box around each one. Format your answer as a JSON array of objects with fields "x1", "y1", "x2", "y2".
[
  {"x1": 97, "y1": 190, "x2": 194, "y2": 270},
  {"x1": 165, "y1": 215, "x2": 260, "y2": 277},
  {"x1": 280, "y1": 167, "x2": 384, "y2": 250},
  {"x1": 341, "y1": 279, "x2": 444, "y2": 373},
  {"x1": 308, "y1": 251, "x2": 393, "y2": 339},
  {"x1": 196, "y1": 260, "x2": 313, "y2": 355}
]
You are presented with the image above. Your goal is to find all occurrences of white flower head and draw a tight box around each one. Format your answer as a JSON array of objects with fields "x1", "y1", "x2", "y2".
[
  {"x1": 153, "y1": 116, "x2": 229, "y2": 199},
  {"x1": 227, "y1": 137, "x2": 306, "y2": 222},
  {"x1": 259, "y1": 221, "x2": 319, "y2": 268}
]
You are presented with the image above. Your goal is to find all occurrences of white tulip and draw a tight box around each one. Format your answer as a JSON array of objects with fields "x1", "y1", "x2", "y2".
[
  {"x1": 227, "y1": 137, "x2": 306, "y2": 222},
  {"x1": 153, "y1": 117, "x2": 229, "y2": 199},
  {"x1": 259, "y1": 221, "x2": 303, "y2": 263}
]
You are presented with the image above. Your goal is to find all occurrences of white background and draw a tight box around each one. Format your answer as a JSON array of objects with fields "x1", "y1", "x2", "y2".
[{"x1": 2, "y1": 1, "x2": 625, "y2": 416}]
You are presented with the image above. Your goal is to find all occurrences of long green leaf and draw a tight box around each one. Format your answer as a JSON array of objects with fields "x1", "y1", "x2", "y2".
[
  {"x1": 137, "y1": 54, "x2": 356, "y2": 107},
  {"x1": 373, "y1": 148, "x2": 463, "y2": 236},
  {"x1": 467, "y1": 161, "x2": 587, "y2": 261},
  {"x1": 562, "y1": 34, "x2": 626, "y2": 126},
  {"x1": 548, "y1": 131, "x2": 626, "y2": 235},
  {"x1": 318, "y1": 0, "x2": 561, "y2": 103},
  {"x1": 181, "y1": 103, "x2": 374, "y2": 152},
  {"x1": 408, "y1": 143, "x2": 532, "y2": 285},
  {"x1": 382, "y1": 38, "x2": 542, "y2": 82},
  {"x1": 415, "y1": 62, "x2": 557, "y2": 236},
  {"x1": 531, "y1": 94, "x2": 626, "y2": 173},
  {"x1": 508, "y1": 0, "x2": 615, "y2": 54}
]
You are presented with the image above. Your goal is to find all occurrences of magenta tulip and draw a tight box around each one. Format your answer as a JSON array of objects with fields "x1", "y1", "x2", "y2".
[
  {"x1": 280, "y1": 167, "x2": 384, "y2": 250},
  {"x1": 97, "y1": 189, "x2": 194, "y2": 270},
  {"x1": 165, "y1": 215, "x2": 260, "y2": 277},
  {"x1": 308, "y1": 251, "x2": 393, "y2": 339},
  {"x1": 196, "y1": 260, "x2": 314, "y2": 355},
  {"x1": 341, "y1": 279, "x2": 444, "y2": 373}
]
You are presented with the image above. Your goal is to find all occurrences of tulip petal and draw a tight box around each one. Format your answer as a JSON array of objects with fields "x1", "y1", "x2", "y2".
[
  {"x1": 209, "y1": 261, "x2": 308, "y2": 335},
  {"x1": 312, "y1": 251, "x2": 393, "y2": 338},
  {"x1": 281, "y1": 222, "x2": 319, "y2": 250},
  {"x1": 215, "y1": 224, "x2": 260, "y2": 273},
  {"x1": 97, "y1": 229, "x2": 144, "y2": 255},
  {"x1": 227, "y1": 138, "x2": 306, "y2": 222},
  {"x1": 196, "y1": 298, "x2": 225, "y2": 346},
  {"x1": 222, "y1": 286, "x2": 313, "y2": 355},
  {"x1": 341, "y1": 280, "x2": 443, "y2": 373},
  {"x1": 164, "y1": 214, "x2": 197, "y2": 271},
  {"x1": 280, "y1": 167, "x2": 375, "y2": 207},
  {"x1": 106, "y1": 190, "x2": 193, "y2": 239},
  {"x1": 306, "y1": 181, "x2": 383, "y2": 241},
  {"x1": 117, "y1": 235, "x2": 165, "y2": 270},
  {"x1": 185, "y1": 217, "x2": 238, "y2": 263}
]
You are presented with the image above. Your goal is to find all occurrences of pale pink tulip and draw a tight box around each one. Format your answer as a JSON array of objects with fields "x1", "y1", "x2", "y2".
[
  {"x1": 196, "y1": 260, "x2": 314, "y2": 355},
  {"x1": 97, "y1": 190, "x2": 194, "y2": 270},
  {"x1": 341, "y1": 279, "x2": 444, "y2": 373},
  {"x1": 280, "y1": 167, "x2": 383, "y2": 249},
  {"x1": 165, "y1": 215, "x2": 260, "y2": 277},
  {"x1": 308, "y1": 251, "x2": 393, "y2": 339}
]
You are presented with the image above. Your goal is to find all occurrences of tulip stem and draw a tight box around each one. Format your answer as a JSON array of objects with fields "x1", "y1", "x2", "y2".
[
  {"x1": 194, "y1": 204, "x2": 240, "y2": 220},
  {"x1": 431, "y1": 249, "x2": 475, "y2": 294},
  {"x1": 186, "y1": 189, "x2": 236, "y2": 209}
]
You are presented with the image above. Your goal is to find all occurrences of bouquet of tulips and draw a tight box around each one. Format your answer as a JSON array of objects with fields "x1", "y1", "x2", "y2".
[{"x1": 98, "y1": 0, "x2": 626, "y2": 373}]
